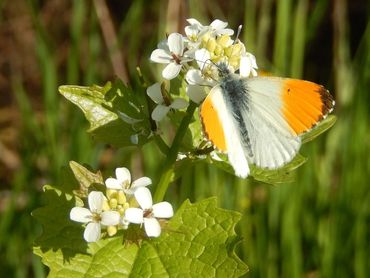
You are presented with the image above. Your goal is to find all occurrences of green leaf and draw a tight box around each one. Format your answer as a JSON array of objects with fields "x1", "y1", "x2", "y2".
[
  {"x1": 34, "y1": 189, "x2": 248, "y2": 277},
  {"x1": 32, "y1": 185, "x2": 88, "y2": 260},
  {"x1": 301, "y1": 115, "x2": 337, "y2": 143},
  {"x1": 59, "y1": 84, "x2": 116, "y2": 131},
  {"x1": 131, "y1": 198, "x2": 248, "y2": 278},
  {"x1": 250, "y1": 154, "x2": 307, "y2": 184},
  {"x1": 69, "y1": 161, "x2": 104, "y2": 198},
  {"x1": 59, "y1": 80, "x2": 151, "y2": 147}
]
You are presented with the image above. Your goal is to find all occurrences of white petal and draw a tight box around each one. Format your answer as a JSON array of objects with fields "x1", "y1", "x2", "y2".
[
  {"x1": 88, "y1": 191, "x2": 105, "y2": 213},
  {"x1": 185, "y1": 25, "x2": 198, "y2": 37},
  {"x1": 150, "y1": 49, "x2": 172, "y2": 63},
  {"x1": 168, "y1": 33, "x2": 184, "y2": 55},
  {"x1": 186, "y1": 84, "x2": 207, "y2": 103},
  {"x1": 84, "y1": 222, "x2": 101, "y2": 242},
  {"x1": 240, "y1": 55, "x2": 252, "y2": 77},
  {"x1": 152, "y1": 202, "x2": 174, "y2": 218},
  {"x1": 151, "y1": 105, "x2": 170, "y2": 122},
  {"x1": 144, "y1": 218, "x2": 161, "y2": 237},
  {"x1": 70, "y1": 207, "x2": 92, "y2": 223},
  {"x1": 210, "y1": 19, "x2": 228, "y2": 30},
  {"x1": 216, "y1": 28, "x2": 234, "y2": 36},
  {"x1": 134, "y1": 187, "x2": 153, "y2": 210},
  {"x1": 105, "y1": 178, "x2": 122, "y2": 190},
  {"x1": 186, "y1": 18, "x2": 203, "y2": 27},
  {"x1": 100, "y1": 211, "x2": 120, "y2": 226},
  {"x1": 162, "y1": 63, "x2": 182, "y2": 80},
  {"x1": 247, "y1": 52, "x2": 258, "y2": 68},
  {"x1": 195, "y1": 48, "x2": 211, "y2": 69},
  {"x1": 131, "y1": 177, "x2": 152, "y2": 188},
  {"x1": 115, "y1": 167, "x2": 131, "y2": 184},
  {"x1": 240, "y1": 53, "x2": 258, "y2": 78},
  {"x1": 125, "y1": 208, "x2": 144, "y2": 224},
  {"x1": 210, "y1": 20, "x2": 234, "y2": 36},
  {"x1": 185, "y1": 69, "x2": 204, "y2": 85},
  {"x1": 170, "y1": 98, "x2": 188, "y2": 110},
  {"x1": 147, "y1": 82, "x2": 164, "y2": 104},
  {"x1": 195, "y1": 49, "x2": 211, "y2": 63}
]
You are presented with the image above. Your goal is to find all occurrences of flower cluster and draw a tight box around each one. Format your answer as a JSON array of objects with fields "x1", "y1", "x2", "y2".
[
  {"x1": 147, "y1": 18, "x2": 258, "y2": 121},
  {"x1": 70, "y1": 167, "x2": 174, "y2": 242}
]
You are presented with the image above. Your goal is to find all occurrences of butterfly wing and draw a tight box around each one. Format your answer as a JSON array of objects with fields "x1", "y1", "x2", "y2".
[
  {"x1": 241, "y1": 77, "x2": 301, "y2": 169},
  {"x1": 243, "y1": 76, "x2": 334, "y2": 169},
  {"x1": 200, "y1": 85, "x2": 250, "y2": 178},
  {"x1": 200, "y1": 76, "x2": 334, "y2": 177}
]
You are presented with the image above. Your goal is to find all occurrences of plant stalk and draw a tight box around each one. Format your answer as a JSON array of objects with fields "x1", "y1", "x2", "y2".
[{"x1": 153, "y1": 101, "x2": 197, "y2": 202}]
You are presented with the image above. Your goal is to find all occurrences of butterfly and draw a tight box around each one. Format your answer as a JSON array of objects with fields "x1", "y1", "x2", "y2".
[{"x1": 200, "y1": 63, "x2": 335, "y2": 178}]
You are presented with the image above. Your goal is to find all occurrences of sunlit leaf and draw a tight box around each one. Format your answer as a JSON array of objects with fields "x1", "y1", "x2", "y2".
[
  {"x1": 69, "y1": 161, "x2": 104, "y2": 198},
  {"x1": 59, "y1": 80, "x2": 151, "y2": 147}
]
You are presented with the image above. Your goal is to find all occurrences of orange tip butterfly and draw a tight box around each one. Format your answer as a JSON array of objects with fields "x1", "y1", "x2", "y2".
[{"x1": 200, "y1": 63, "x2": 335, "y2": 178}]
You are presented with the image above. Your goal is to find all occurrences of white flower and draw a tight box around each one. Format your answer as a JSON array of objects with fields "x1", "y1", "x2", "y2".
[
  {"x1": 70, "y1": 191, "x2": 120, "y2": 242},
  {"x1": 105, "y1": 167, "x2": 152, "y2": 195},
  {"x1": 209, "y1": 19, "x2": 234, "y2": 36},
  {"x1": 186, "y1": 18, "x2": 234, "y2": 38},
  {"x1": 125, "y1": 187, "x2": 174, "y2": 237},
  {"x1": 184, "y1": 19, "x2": 206, "y2": 49},
  {"x1": 185, "y1": 48, "x2": 218, "y2": 87},
  {"x1": 240, "y1": 52, "x2": 258, "y2": 77},
  {"x1": 150, "y1": 33, "x2": 193, "y2": 80},
  {"x1": 147, "y1": 82, "x2": 188, "y2": 121},
  {"x1": 186, "y1": 84, "x2": 207, "y2": 104}
]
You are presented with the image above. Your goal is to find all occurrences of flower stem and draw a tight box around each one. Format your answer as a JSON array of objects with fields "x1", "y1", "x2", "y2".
[
  {"x1": 153, "y1": 134, "x2": 169, "y2": 155},
  {"x1": 153, "y1": 101, "x2": 197, "y2": 202}
]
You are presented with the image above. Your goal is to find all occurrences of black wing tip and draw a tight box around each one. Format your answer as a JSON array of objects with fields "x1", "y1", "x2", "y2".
[{"x1": 317, "y1": 86, "x2": 335, "y2": 117}]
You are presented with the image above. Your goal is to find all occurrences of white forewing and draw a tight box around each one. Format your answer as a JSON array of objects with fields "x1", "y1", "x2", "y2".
[
  {"x1": 209, "y1": 86, "x2": 250, "y2": 178},
  {"x1": 241, "y1": 77, "x2": 301, "y2": 169}
]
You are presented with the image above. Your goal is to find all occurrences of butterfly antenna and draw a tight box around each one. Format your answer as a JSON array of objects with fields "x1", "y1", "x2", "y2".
[{"x1": 234, "y1": 25, "x2": 243, "y2": 44}]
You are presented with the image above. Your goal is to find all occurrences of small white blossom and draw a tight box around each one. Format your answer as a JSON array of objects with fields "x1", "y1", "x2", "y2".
[
  {"x1": 209, "y1": 19, "x2": 234, "y2": 36},
  {"x1": 70, "y1": 191, "x2": 120, "y2": 242},
  {"x1": 105, "y1": 167, "x2": 152, "y2": 195},
  {"x1": 150, "y1": 33, "x2": 193, "y2": 80},
  {"x1": 184, "y1": 20, "x2": 205, "y2": 49},
  {"x1": 186, "y1": 18, "x2": 234, "y2": 37},
  {"x1": 240, "y1": 52, "x2": 258, "y2": 77},
  {"x1": 125, "y1": 187, "x2": 174, "y2": 237},
  {"x1": 147, "y1": 82, "x2": 188, "y2": 121},
  {"x1": 185, "y1": 48, "x2": 218, "y2": 86}
]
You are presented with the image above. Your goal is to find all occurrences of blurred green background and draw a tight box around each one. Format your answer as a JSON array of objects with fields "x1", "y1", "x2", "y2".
[{"x1": 0, "y1": 0, "x2": 369, "y2": 277}]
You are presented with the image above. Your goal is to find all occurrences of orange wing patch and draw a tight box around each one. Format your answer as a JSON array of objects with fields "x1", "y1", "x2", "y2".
[
  {"x1": 200, "y1": 95, "x2": 227, "y2": 151},
  {"x1": 282, "y1": 79, "x2": 334, "y2": 135}
]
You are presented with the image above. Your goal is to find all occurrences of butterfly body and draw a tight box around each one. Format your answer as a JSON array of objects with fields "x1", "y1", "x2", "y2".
[{"x1": 200, "y1": 63, "x2": 334, "y2": 178}]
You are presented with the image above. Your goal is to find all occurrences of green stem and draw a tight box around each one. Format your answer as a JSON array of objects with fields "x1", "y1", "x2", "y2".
[
  {"x1": 153, "y1": 134, "x2": 169, "y2": 155},
  {"x1": 153, "y1": 101, "x2": 197, "y2": 202}
]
